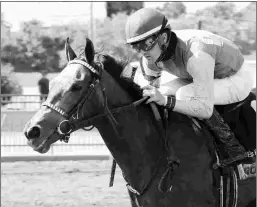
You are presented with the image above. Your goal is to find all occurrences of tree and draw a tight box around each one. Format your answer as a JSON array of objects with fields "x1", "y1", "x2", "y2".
[
  {"x1": 213, "y1": 2, "x2": 236, "y2": 20},
  {"x1": 39, "y1": 36, "x2": 65, "y2": 72},
  {"x1": 48, "y1": 23, "x2": 90, "y2": 68},
  {"x1": 235, "y1": 3, "x2": 256, "y2": 43},
  {"x1": 106, "y1": 2, "x2": 143, "y2": 18},
  {"x1": 95, "y1": 12, "x2": 139, "y2": 61},
  {"x1": 193, "y1": 2, "x2": 255, "y2": 54},
  {"x1": 1, "y1": 19, "x2": 65, "y2": 72},
  {"x1": 1, "y1": 12, "x2": 12, "y2": 47},
  {"x1": 195, "y1": 2, "x2": 236, "y2": 20},
  {"x1": 1, "y1": 63, "x2": 22, "y2": 96},
  {"x1": 157, "y1": 2, "x2": 186, "y2": 19},
  {"x1": 233, "y1": 2, "x2": 256, "y2": 54}
]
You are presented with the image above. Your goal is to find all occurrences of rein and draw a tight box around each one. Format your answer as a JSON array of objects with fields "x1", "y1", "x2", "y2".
[{"x1": 42, "y1": 58, "x2": 176, "y2": 196}]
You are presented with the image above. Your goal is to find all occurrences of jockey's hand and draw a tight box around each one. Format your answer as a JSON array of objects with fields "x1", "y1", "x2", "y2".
[{"x1": 141, "y1": 85, "x2": 167, "y2": 106}]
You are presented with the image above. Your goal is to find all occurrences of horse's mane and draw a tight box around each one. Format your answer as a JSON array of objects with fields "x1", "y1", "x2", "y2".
[{"x1": 96, "y1": 54, "x2": 143, "y2": 101}]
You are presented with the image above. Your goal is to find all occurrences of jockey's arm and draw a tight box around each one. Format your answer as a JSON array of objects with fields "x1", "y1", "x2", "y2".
[
  {"x1": 159, "y1": 61, "x2": 253, "y2": 109},
  {"x1": 172, "y1": 51, "x2": 215, "y2": 119},
  {"x1": 171, "y1": 55, "x2": 253, "y2": 119}
]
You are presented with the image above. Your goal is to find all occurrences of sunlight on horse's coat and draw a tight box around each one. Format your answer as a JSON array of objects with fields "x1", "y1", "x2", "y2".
[{"x1": 49, "y1": 63, "x2": 89, "y2": 99}]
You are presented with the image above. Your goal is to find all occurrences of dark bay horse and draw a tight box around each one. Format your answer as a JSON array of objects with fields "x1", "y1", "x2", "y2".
[{"x1": 24, "y1": 38, "x2": 255, "y2": 207}]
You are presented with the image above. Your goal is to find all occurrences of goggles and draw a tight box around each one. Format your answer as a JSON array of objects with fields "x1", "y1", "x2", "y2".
[
  {"x1": 131, "y1": 35, "x2": 159, "y2": 53},
  {"x1": 129, "y1": 17, "x2": 168, "y2": 53}
]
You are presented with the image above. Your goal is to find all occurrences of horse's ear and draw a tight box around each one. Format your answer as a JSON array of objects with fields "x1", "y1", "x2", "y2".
[
  {"x1": 65, "y1": 37, "x2": 77, "y2": 61},
  {"x1": 84, "y1": 38, "x2": 95, "y2": 64}
]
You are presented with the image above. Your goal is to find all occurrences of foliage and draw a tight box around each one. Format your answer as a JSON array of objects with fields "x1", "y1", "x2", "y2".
[
  {"x1": 106, "y1": 2, "x2": 143, "y2": 18},
  {"x1": 168, "y1": 14, "x2": 198, "y2": 30},
  {"x1": 235, "y1": 2, "x2": 256, "y2": 49},
  {"x1": 49, "y1": 23, "x2": 90, "y2": 68},
  {"x1": 156, "y1": 2, "x2": 186, "y2": 19},
  {"x1": 195, "y1": 2, "x2": 236, "y2": 20},
  {"x1": 193, "y1": 2, "x2": 256, "y2": 54},
  {"x1": 1, "y1": 13, "x2": 12, "y2": 47},
  {"x1": 1, "y1": 2, "x2": 255, "y2": 73},
  {"x1": 1, "y1": 63, "x2": 22, "y2": 95},
  {"x1": 94, "y1": 12, "x2": 140, "y2": 62},
  {"x1": 1, "y1": 19, "x2": 65, "y2": 72}
]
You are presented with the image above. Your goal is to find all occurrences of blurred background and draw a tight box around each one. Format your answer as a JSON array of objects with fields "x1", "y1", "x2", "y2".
[{"x1": 1, "y1": 1, "x2": 256, "y2": 159}]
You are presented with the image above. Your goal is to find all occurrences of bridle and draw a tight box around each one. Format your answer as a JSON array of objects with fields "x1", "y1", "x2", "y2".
[
  {"x1": 42, "y1": 59, "x2": 104, "y2": 142},
  {"x1": 41, "y1": 58, "x2": 178, "y2": 196}
]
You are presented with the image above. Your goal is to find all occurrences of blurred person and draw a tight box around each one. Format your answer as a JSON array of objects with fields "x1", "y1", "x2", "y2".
[
  {"x1": 38, "y1": 70, "x2": 49, "y2": 102},
  {"x1": 125, "y1": 8, "x2": 256, "y2": 175}
]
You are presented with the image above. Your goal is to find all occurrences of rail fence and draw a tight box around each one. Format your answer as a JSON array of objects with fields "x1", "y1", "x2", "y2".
[
  {"x1": 1, "y1": 129, "x2": 110, "y2": 162},
  {"x1": 1, "y1": 94, "x2": 46, "y2": 111},
  {"x1": 1, "y1": 94, "x2": 110, "y2": 161},
  {"x1": 1, "y1": 130, "x2": 109, "y2": 158}
]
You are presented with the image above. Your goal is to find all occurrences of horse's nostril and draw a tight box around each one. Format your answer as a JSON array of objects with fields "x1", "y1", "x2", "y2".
[{"x1": 27, "y1": 126, "x2": 41, "y2": 139}]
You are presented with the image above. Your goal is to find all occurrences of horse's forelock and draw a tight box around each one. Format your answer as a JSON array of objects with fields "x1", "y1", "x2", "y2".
[{"x1": 97, "y1": 54, "x2": 127, "y2": 76}]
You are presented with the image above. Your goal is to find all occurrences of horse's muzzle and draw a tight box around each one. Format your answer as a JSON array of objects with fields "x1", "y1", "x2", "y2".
[{"x1": 25, "y1": 125, "x2": 41, "y2": 140}]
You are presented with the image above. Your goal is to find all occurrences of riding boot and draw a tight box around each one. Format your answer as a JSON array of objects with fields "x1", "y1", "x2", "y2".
[{"x1": 202, "y1": 109, "x2": 247, "y2": 168}]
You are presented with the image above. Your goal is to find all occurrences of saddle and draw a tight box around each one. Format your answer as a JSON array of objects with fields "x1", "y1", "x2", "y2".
[
  {"x1": 147, "y1": 91, "x2": 256, "y2": 206},
  {"x1": 108, "y1": 93, "x2": 255, "y2": 206},
  {"x1": 190, "y1": 92, "x2": 256, "y2": 207},
  {"x1": 118, "y1": 64, "x2": 256, "y2": 206},
  {"x1": 215, "y1": 92, "x2": 256, "y2": 154}
]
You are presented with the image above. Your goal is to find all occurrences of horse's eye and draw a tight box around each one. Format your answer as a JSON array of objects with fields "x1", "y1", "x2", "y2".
[{"x1": 70, "y1": 84, "x2": 82, "y2": 92}]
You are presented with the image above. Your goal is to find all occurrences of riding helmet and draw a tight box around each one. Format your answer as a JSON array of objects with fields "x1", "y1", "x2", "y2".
[{"x1": 125, "y1": 8, "x2": 170, "y2": 44}]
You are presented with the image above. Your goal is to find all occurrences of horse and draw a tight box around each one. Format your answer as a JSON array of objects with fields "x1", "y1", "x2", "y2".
[{"x1": 24, "y1": 37, "x2": 256, "y2": 207}]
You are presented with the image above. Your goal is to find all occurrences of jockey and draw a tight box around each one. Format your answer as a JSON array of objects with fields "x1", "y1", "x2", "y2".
[{"x1": 125, "y1": 8, "x2": 255, "y2": 169}]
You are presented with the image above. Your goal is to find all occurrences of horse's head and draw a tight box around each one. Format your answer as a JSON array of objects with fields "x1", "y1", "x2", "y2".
[{"x1": 24, "y1": 37, "x2": 105, "y2": 153}]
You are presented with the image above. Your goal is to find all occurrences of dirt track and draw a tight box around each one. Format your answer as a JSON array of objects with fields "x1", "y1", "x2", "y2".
[{"x1": 1, "y1": 160, "x2": 131, "y2": 207}]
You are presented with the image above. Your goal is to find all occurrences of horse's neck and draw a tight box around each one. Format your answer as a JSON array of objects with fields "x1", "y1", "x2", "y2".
[
  {"x1": 98, "y1": 70, "x2": 213, "y2": 194},
  {"x1": 94, "y1": 101, "x2": 167, "y2": 191},
  {"x1": 93, "y1": 77, "x2": 214, "y2": 199},
  {"x1": 102, "y1": 70, "x2": 135, "y2": 108}
]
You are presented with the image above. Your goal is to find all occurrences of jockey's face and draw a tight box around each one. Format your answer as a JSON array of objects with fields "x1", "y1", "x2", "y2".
[
  {"x1": 141, "y1": 41, "x2": 162, "y2": 64},
  {"x1": 132, "y1": 35, "x2": 161, "y2": 64},
  {"x1": 131, "y1": 32, "x2": 168, "y2": 64}
]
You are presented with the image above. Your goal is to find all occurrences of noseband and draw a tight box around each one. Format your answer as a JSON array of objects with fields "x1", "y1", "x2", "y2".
[{"x1": 42, "y1": 59, "x2": 104, "y2": 142}]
